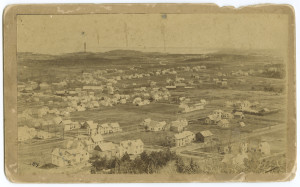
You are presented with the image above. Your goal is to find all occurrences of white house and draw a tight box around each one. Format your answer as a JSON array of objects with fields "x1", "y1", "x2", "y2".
[
  {"x1": 119, "y1": 139, "x2": 144, "y2": 157},
  {"x1": 51, "y1": 148, "x2": 89, "y2": 167},
  {"x1": 84, "y1": 121, "x2": 98, "y2": 136}
]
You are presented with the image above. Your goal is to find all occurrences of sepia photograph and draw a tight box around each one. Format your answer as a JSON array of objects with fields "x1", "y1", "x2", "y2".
[{"x1": 3, "y1": 3, "x2": 296, "y2": 183}]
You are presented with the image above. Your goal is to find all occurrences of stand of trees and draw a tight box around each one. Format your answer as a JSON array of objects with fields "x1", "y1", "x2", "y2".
[
  {"x1": 90, "y1": 149, "x2": 177, "y2": 174},
  {"x1": 90, "y1": 149, "x2": 285, "y2": 174},
  {"x1": 175, "y1": 157, "x2": 200, "y2": 174}
]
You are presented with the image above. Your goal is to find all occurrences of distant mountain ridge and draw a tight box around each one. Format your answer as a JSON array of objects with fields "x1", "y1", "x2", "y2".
[{"x1": 17, "y1": 49, "x2": 282, "y2": 64}]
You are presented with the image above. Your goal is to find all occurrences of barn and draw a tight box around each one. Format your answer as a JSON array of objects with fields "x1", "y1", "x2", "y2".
[{"x1": 196, "y1": 130, "x2": 213, "y2": 143}]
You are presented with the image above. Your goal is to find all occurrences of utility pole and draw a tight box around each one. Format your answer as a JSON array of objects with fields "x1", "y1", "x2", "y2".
[{"x1": 81, "y1": 31, "x2": 86, "y2": 53}]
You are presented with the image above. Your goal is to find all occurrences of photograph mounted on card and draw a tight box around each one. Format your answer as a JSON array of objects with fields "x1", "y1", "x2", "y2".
[{"x1": 3, "y1": 3, "x2": 296, "y2": 183}]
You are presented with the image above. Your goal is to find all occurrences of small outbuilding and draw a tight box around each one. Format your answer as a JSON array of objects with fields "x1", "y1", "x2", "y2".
[{"x1": 196, "y1": 130, "x2": 213, "y2": 143}]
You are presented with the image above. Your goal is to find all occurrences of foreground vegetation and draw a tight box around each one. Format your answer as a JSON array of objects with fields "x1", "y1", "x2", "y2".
[
  {"x1": 90, "y1": 149, "x2": 286, "y2": 174},
  {"x1": 90, "y1": 149, "x2": 177, "y2": 174}
]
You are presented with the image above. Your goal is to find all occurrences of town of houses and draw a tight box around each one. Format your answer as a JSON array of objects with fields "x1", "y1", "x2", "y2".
[{"x1": 17, "y1": 57, "x2": 283, "y2": 172}]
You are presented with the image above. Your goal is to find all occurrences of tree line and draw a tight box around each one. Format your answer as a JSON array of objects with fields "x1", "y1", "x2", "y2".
[{"x1": 90, "y1": 149, "x2": 177, "y2": 174}]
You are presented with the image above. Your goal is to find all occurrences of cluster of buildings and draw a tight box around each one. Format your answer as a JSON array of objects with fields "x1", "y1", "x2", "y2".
[
  {"x1": 51, "y1": 147, "x2": 89, "y2": 167},
  {"x1": 18, "y1": 81, "x2": 48, "y2": 93},
  {"x1": 212, "y1": 78, "x2": 228, "y2": 87},
  {"x1": 224, "y1": 100, "x2": 259, "y2": 110},
  {"x1": 169, "y1": 130, "x2": 214, "y2": 147},
  {"x1": 144, "y1": 120, "x2": 168, "y2": 132},
  {"x1": 62, "y1": 88, "x2": 131, "y2": 110},
  {"x1": 85, "y1": 121, "x2": 123, "y2": 136},
  {"x1": 51, "y1": 135, "x2": 144, "y2": 167},
  {"x1": 61, "y1": 119, "x2": 81, "y2": 131},
  {"x1": 141, "y1": 117, "x2": 214, "y2": 147},
  {"x1": 133, "y1": 97, "x2": 150, "y2": 106},
  {"x1": 178, "y1": 65, "x2": 206, "y2": 72},
  {"x1": 154, "y1": 68, "x2": 177, "y2": 76},
  {"x1": 231, "y1": 69, "x2": 255, "y2": 76},
  {"x1": 19, "y1": 62, "x2": 274, "y2": 169},
  {"x1": 179, "y1": 98, "x2": 206, "y2": 113},
  {"x1": 132, "y1": 86, "x2": 171, "y2": 103},
  {"x1": 170, "y1": 119, "x2": 189, "y2": 132},
  {"x1": 141, "y1": 118, "x2": 189, "y2": 133},
  {"x1": 221, "y1": 141, "x2": 271, "y2": 167},
  {"x1": 169, "y1": 131, "x2": 196, "y2": 147},
  {"x1": 224, "y1": 100, "x2": 270, "y2": 115},
  {"x1": 204, "y1": 109, "x2": 245, "y2": 128},
  {"x1": 18, "y1": 125, "x2": 54, "y2": 141}
]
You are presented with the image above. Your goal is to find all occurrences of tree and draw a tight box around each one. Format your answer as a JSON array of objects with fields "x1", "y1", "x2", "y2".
[
  {"x1": 92, "y1": 157, "x2": 107, "y2": 171},
  {"x1": 189, "y1": 159, "x2": 199, "y2": 173},
  {"x1": 140, "y1": 151, "x2": 149, "y2": 162},
  {"x1": 112, "y1": 158, "x2": 121, "y2": 174},
  {"x1": 175, "y1": 157, "x2": 185, "y2": 173},
  {"x1": 121, "y1": 152, "x2": 131, "y2": 162}
]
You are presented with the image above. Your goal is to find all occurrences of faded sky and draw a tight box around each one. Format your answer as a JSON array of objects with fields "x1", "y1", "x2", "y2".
[{"x1": 17, "y1": 14, "x2": 288, "y2": 55}]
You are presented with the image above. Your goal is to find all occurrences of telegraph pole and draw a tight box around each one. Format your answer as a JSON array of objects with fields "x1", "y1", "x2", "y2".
[{"x1": 81, "y1": 31, "x2": 86, "y2": 53}]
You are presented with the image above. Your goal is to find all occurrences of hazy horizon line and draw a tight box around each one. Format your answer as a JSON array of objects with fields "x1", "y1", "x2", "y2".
[{"x1": 17, "y1": 47, "x2": 282, "y2": 56}]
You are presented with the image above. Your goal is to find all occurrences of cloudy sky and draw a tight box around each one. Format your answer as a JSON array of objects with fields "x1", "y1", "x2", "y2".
[{"x1": 17, "y1": 13, "x2": 288, "y2": 55}]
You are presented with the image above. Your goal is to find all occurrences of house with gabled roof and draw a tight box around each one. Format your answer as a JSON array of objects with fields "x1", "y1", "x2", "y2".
[
  {"x1": 221, "y1": 112, "x2": 234, "y2": 119},
  {"x1": 36, "y1": 131, "x2": 53, "y2": 139},
  {"x1": 217, "y1": 119, "x2": 230, "y2": 128},
  {"x1": 119, "y1": 139, "x2": 144, "y2": 157},
  {"x1": 213, "y1": 109, "x2": 223, "y2": 118},
  {"x1": 109, "y1": 122, "x2": 122, "y2": 133},
  {"x1": 171, "y1": 131, "x2": 195, "y2": 147},
  {"x1": 51, "y1": 148, "x2": 89, "y2": 167},
  {"x1": 196, "y1": 130, "x2": 213, "y2": 142},
  {"x1": 93, "y1": 142, "x2": 120, "y2": 159},
  {"x1": 170, "y1": 119, "x2": 188, "y2": 132},
  {"x1": 205, "y1": 114, "x2": 220, "y2": 125},
  {"x1": 84, "y1": 121, "x2": 98, "y2": 136},
  {"x1": 234, "y1": 112, "x2": 245, "y2": 119},
  {"x1": 98, "y1": 123, "x2": 111, "y2": 134},
  {"x1": 145, "y1": 120, "x2": 167, "y2": 132},
  {"x1": 91, "y1": 134, "x2": 104, "y2": 146}
]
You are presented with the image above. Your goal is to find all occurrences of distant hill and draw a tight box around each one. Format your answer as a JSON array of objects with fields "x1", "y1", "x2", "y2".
[
  {"x1": 17, "y1": 52, "x2": 57, "y2": 61},
  {"x1": 17, "y1": 49, "x2": 282, "y2": 65}
]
